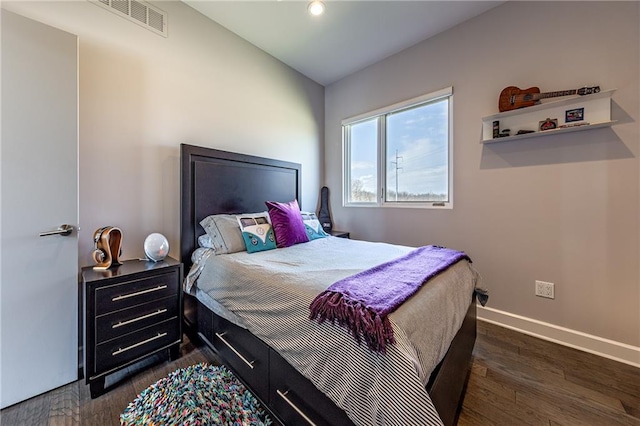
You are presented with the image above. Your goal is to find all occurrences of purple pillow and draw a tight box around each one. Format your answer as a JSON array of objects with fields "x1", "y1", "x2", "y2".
[{"x1": 265, "y1": 199, "x2": 310, "y2": 248}]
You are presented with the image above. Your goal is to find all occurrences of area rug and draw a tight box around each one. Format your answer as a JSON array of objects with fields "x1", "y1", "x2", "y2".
[{"x1": 120, "y1": 363, "x2": 272, "y2": 425}]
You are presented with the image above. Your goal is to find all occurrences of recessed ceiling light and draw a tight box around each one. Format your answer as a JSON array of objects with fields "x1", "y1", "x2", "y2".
[{"x1": 308, "y1": 1, "x2": 325, "y2": 16}]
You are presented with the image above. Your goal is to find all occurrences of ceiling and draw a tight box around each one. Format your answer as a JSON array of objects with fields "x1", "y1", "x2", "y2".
[{"x1": 183, "y1": 1, "x2": 505, "y2": 86}]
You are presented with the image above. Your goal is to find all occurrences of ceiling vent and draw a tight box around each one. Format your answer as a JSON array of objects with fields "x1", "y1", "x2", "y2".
[{"x1": 89, "y1": 0, "x2": 167, "y2": 37}]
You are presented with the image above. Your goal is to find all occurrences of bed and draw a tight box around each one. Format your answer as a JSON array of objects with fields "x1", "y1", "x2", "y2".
[{"x1": 179, "y1": 144, "x2": 478, "y2": 426}]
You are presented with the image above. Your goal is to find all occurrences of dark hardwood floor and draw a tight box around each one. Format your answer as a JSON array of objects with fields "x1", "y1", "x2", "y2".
[
  {"x1": 2, "y1": 322, "x2": 639, "y2": 425},
  {"x1": 0, "y1": 335, "x2": 220, "y2": 426},
  {"x1": 458, "y1": 321, "x2": 640, "y2": 426}
]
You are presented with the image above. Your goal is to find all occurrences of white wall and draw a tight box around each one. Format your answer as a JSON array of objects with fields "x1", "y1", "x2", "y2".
[
  {"x1": 2, "y1": 0, "x2": 324, "y2": 266},
  {"x1": 325, "y1": 1, "x2": 640, "y2": 360}
]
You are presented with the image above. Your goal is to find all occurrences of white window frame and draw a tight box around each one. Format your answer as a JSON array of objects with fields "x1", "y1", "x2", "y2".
[{"x1": 342, "y1": 87, "x2": 453, "y2": 209}]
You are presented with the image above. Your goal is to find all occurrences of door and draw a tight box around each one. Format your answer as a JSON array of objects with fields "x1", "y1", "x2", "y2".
[{"x1": 1, "y1": 10, "x2": 79, "y2": 408}]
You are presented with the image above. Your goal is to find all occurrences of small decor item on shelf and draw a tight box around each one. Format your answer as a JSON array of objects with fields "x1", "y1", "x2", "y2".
[
  {"x1": 558, "y1": 122, "x2": 590, "y2": 129},
  {"x1": 144, "y1": 233, "x2": 170, "y2": 262},
  {"x1": 92, "y1": 226, "x2": 123, "y2": 270},
  {"x1": 492, "y1": 120, "x2": 500, "y2": 138},
  {"x1": 516, "y1": 129, "x2": 536, "y2": 135},
  {"x1": 565, "y1": 107, "x2": 584, "y2": 122},
  {"x1": 539, "y1": 118, "x2": 558, "y2": 131},
  {"x1": 499, "y1": 129, "x2": 511, "y2": 137}
]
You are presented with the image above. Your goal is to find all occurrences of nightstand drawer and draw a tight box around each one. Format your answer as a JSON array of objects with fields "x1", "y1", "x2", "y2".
[
  {"x1": 95, "y1": 270, "x2": 179, "y2": 315},
  {"x1": 94, "y1": 319, "x2": 179, "y2": 375},
  {"x1": 96, "y1": 296, "x2": 178, "y2": 344}
]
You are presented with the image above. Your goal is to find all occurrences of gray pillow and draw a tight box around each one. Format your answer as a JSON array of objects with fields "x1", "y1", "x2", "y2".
[{"x1": 199, "y1": 214, "x2": 246, "y2": 254}]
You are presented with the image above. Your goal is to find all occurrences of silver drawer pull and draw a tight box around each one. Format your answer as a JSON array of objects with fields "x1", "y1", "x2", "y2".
[
  {"x1": 112, "y1": 285, "x2": 167, "y2": 301},
  {"x1": 215, "y1": 332, "x2": 255, "y2": 369},
  {"x1": 112, "y1": 332, "x2": 167, "y2": 356},
  {"x1": 112, "y1": 309, "x2": 168, "y2": 329},
  {"x1": 276, "y1": 389, "x2": 317, "y2": 426}
]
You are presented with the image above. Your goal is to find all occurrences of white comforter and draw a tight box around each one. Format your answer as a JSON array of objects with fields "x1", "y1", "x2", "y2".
[{"x1": 185, "y1": 237, "x2": 477, "y2": 426}]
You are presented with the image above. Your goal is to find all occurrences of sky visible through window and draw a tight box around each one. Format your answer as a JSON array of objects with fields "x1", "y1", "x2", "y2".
[
  {"x1": 349, "y1": 99, "x2": 448, "y2": 202},
  {"x1": 349, "y1": 118, "x2": 378, "y2": 201}
]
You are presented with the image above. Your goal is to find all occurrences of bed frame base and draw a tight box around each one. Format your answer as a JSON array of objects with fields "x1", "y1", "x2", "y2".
[
  {"x1": 192, "y1": 297, "x2": 353, "y2": 426},
  {"x1": 427, "y1": 296, "x2": 476, "y2": 426},
  {"x1": 185, "y1": 292, "x2": 476, "y2": 426}
]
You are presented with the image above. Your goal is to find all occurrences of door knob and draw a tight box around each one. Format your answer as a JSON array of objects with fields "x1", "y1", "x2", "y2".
[{"x1": 39, "y1": 224, "x2": 74, "y2": 237}]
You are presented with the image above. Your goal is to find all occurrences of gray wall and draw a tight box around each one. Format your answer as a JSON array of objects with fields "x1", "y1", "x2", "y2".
[
  {"x1": 5, "y1": 1, "x2": 638, "y2": 362},
  {"x1": 325, "y1": 1, "x2": 640, "y2": 351},
  {"x1": 2, "y1": 1, "x2": 325, "y2": 266}
]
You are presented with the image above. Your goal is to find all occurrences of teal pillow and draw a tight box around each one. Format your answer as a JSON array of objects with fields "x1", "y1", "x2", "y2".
[
  {"x1": 236, "y1": 213, "x2": 277, "y2": 253},
  {"x1": 301, "y1": 212, "x2": 329, "y2": 240}
]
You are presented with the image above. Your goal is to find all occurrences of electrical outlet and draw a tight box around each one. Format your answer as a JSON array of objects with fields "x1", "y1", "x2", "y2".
[{"x1": 535, "y1": 280, "x2": 555, "y2": 299}]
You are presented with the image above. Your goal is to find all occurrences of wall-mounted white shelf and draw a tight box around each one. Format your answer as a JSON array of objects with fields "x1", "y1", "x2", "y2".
[{"x1": 481, "y1": 89, "x2": 616, "y2": 144}]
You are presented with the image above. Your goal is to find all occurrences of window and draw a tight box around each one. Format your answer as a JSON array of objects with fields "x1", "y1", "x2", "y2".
[{"x1": 342, "y1": 87, "x2": 453, "y2": 208}]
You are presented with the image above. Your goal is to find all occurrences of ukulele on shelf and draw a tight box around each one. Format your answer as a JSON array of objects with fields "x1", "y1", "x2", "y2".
[{"x1": 498, "y1": 85, "x2": 600, "y2": 112}]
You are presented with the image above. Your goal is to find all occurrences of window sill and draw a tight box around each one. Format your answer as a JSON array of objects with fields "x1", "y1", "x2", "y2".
[{"x1": 343, "y1": 202, "x2": 452, "y2": 210}]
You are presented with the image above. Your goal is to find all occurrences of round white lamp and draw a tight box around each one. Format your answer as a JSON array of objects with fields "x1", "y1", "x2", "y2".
[
  {"x1": 308, "y1": 0, "x2": 325, "y2": 16},
  {"x1": 144, "y1": 233, "x2": 169, "y2": 262}
]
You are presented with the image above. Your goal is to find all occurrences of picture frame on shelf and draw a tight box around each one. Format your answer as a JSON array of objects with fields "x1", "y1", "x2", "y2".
[
  {"x1": 565, "y1": 107, "x2": 584, "y2": 123},
  {"x1": 539, "y1": 118, "x2": 558, "y2": 131}
]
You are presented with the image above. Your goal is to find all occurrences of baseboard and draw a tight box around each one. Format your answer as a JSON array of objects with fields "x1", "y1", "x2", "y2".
[{"x1": 477, "y1": 306, "x2": 640, "y2": 369}]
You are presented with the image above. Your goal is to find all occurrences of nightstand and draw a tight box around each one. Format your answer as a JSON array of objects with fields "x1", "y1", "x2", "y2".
[
  {"x1": 330, "y1": 230, "x2": 350, "y2": 239},
  {"x1": 82, "y1": 257, "x2": 183, "y2": 398}
]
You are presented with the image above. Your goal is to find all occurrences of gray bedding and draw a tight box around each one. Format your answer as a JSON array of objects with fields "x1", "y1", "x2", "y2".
[{"x1": 185, "y1": 236, "x2": 478, "y2": 426}]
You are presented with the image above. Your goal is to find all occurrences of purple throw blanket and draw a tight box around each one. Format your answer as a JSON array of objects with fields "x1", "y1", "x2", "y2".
[{"x1": 309, "y1": 245, "x2": 470, "y2": 353}]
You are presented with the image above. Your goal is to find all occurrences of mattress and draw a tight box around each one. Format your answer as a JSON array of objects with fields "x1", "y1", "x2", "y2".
[{"x1": 185, "y1": 236, "x2": 478, "y2": 426}]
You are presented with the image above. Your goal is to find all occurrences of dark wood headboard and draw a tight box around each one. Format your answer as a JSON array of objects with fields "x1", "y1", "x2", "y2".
[{"x1": 180, "y1": 144, "x2": 302, "y2": 272}]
